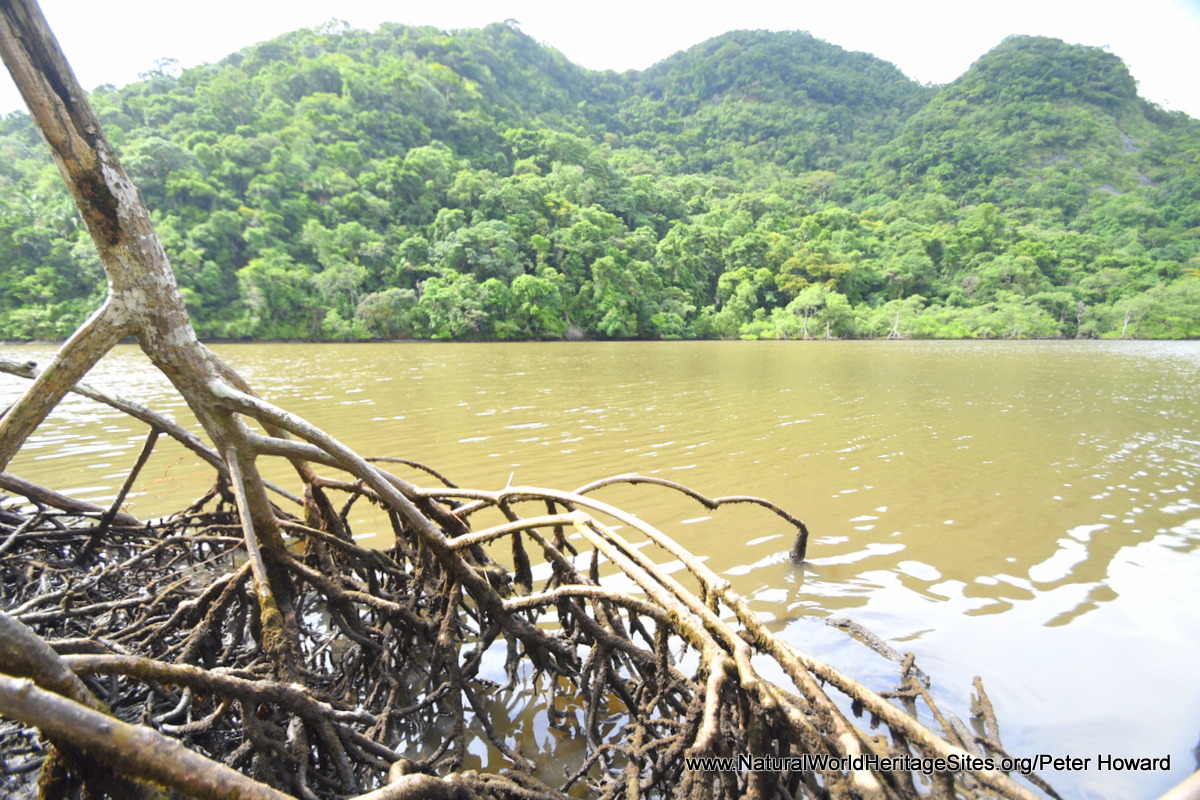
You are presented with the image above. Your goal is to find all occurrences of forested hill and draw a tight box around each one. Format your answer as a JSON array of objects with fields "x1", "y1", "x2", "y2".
[{"x1": 2, "y1": 23, "x2": 1198, "y2": 342}]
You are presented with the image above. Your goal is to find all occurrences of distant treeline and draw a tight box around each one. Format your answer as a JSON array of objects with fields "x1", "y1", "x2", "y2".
[{"x1": 1, "y1": 24, "x2": 1198, "y2": 341}]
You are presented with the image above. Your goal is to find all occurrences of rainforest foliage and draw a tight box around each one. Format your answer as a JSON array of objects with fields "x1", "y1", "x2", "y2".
[{"x1": 1, "y1": 24, "x2": 1198, "y2": 341}]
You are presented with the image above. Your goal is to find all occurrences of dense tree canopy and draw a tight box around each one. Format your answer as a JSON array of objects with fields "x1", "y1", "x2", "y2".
[{"x1": 1, "y1": 23, "x2": 1198, "y2": 341}]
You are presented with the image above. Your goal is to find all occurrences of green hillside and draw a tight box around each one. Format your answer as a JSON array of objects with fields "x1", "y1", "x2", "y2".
[
  {"x1": 1, "y1": 24, "x2": 1197, "y2": 341},
  {"x1": 623, "y1": 30, "x2": 932, "y2": 176}
]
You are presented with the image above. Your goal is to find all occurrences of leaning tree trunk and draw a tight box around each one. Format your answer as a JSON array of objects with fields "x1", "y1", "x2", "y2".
[
  {"x1": 0, "y1": 0, "x2": 306, "y2": 675},
  {"x1": 0, "y1": 4, "x2": 470, "y2": 790},
  {"x1": 0, "y1": 0, "x2": 569, "y2": 770}
]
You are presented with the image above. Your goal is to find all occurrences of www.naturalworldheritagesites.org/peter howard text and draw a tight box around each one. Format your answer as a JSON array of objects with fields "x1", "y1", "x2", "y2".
[{"x1": 684, "y1": 753, "x2": 1173, "y2": 775}]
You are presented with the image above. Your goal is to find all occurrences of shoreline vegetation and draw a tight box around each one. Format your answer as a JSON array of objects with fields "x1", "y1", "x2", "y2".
[
  {"x1": 3, "y1": 328, "x2": 1199, "y2": 348},
  {"x1": 2, "y1": 24, "x2": 1198, "y2": 344}
]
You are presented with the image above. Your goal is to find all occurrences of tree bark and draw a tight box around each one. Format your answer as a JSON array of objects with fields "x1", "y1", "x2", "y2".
[
  {"x1": 0, "y1": 613, "x2": 167, "y2": 799},
  {"x1": 0, "y1": 673, "x2": 291, "y2": 800}
]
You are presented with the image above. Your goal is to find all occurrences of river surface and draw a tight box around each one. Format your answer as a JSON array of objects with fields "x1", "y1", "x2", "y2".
[{"x1": 3, "y1": 339, "x2": 1199, "y2": 798}]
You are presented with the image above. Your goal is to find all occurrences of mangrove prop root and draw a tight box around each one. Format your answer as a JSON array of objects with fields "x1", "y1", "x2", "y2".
[{"x1": 0, "y1": 462, "x2": 1054, "y2": 800}]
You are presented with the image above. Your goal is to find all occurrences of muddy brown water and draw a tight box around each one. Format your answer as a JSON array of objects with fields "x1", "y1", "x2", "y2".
[{"x1": 3, "y1": 339, "x2": 1198, "y2": 798}]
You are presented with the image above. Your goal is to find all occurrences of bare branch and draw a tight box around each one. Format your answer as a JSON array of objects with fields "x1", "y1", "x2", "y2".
[
  {"x1": 0, "y1": 357, "x2": 226, "y2": 475},
  {"x1": 0, "y1": 472, "x2": 141, "y2": 527}
]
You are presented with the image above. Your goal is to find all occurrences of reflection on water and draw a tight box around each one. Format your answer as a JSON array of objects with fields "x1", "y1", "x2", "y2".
[{"x1": 3, "y1": 339, "x2": 1199, "y2": 798}]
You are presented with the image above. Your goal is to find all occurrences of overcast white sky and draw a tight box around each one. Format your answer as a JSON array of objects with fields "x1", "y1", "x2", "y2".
[{"x1": 2, "y1": 0, "x2": 1198, "y2": 118}]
